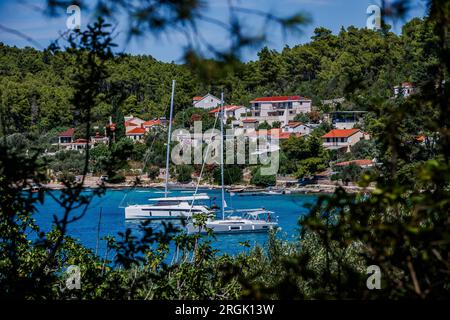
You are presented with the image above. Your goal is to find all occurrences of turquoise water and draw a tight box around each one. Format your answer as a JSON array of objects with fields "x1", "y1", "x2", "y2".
[{"x1": 34, "y1": 188, "x2": 318, "y2": 257}]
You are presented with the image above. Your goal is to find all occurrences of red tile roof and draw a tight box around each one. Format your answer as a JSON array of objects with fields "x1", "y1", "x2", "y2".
[
  {"x1": 282, "y1": 132, "x2": 301, "y2": 139},
  {"x1": 250, "y1": 95, "x2": 309, "y2": 103},
  {"x1": 248, "y1": 128, "x2": 301, "y2": 140},
  {"x1": 192, "y1": 96, "x2": 203, "y2": 101},
  {"x1": 126, "y1": 127, "x2": 146, "y2": 135},
  {"x1": 73, "y1": 138, "x2": 89, "y2": 144},
  {"x1": 242, "y1": 118, "x2": 258, "y2": 123},
  {"x1": 322, "y1": 129, "x2": 360, "y2": 138},
  {"x1": 286, "y1": 121, "x2": 302, "y2": 128},
  {"x1": 125, "y1": 121, "x2": 138, "y2": 127},
  {"x1": 270, "y1": 128, "x2": 301, "y2": 139},
  {"x1": 142, "y1": 119, "x2": 162, "y2": 126},
  {"x1": 208, "y1": 105, "x2": 244, "y2": 114},
  {"x1": 334, "y1": 159, "x2": 373, "y2": 167},
  {"x1": 58, "y1": 128, "x2": 75, "y2": 137},
  {"x1": 416, "y1": 135, "x2": 426, "y2": 142}
]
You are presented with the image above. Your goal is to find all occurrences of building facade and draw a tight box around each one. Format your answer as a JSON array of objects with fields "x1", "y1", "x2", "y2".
[
  {"x1": 282, "y1": 122, "x2": 318, "y2": 135},
  {"x1": 192, "y1": 93, "x2": 222, "y2": 109},
  {"x1": 249, "y1": 95, "x2": 312, "y2": 126},
  {"x1": 208, "y1": 105, "x2": 247, "y2": 122},
  {"x1": 321, "y1": 129, "x2": 365, "y2": 152}
]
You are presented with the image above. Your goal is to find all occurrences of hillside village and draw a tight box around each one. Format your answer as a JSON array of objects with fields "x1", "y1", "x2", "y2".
[
  {"x1": 0, "y1": 17, "x2": 432, "y2": 192},
  {"x1": 48, "y1": 83, "x2": 420, "y2": 190}
]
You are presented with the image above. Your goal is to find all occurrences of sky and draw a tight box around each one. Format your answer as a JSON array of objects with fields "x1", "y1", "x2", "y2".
[{"x1": 0, "y1": 0, "x2": 428, "y2": 63}]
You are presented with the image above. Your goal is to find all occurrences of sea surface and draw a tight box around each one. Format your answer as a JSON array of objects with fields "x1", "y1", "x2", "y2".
[{"x1": 34, "y1": 188, "x2": 319, "y2": 258}]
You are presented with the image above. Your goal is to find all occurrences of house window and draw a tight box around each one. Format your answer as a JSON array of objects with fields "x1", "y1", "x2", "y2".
[{"x1": 341, "y1": 138, "x2": 346, "y2": 143}]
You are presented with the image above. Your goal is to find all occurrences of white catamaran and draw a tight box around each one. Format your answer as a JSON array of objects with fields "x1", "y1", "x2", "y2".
[
  {"x1": 124, "y1": 80, "x2": 213, "y2": 220},
  {"x1": 186, "y1": 92, "x2": 279, "y2": 234},
  {"x1": 125, "y1": 194, "x2": 213, "y2": 220}
]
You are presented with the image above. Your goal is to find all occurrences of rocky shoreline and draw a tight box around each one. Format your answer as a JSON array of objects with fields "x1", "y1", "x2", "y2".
[{"x1": 42, "y1": 176, "x2": 374, "y2": 195}]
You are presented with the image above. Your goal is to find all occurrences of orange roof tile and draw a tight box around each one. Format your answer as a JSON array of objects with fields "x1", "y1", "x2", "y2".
[
  {"x1": 142, "y1": 119, "x2": 162, "y2": 126},
  {"x1": 208, "y1": 105, "x2": 244, "y2": 114},
  {"x1": 335, "y1": 159, "x2": 373, "y2": 167},
  {"x1": 126, "y1": 127, "x2": 146, "y2": 135},
  {"x1": 322, "y1": 129, "x2": 360, "y2": 138},
  {"x1": 58, "y1": 128, "x2": 75, "y2": 137},
  {"x1": 416, "y1": 135, "x2": 426, "y2": 142},
  {"x1": 287, "y1": 121, "x2": 302, "y2": 128},
  {"x1": 270, "y1": 128, "x2": 301, "y2": 139},
  {"x1": 125, "y1": 121, "x2": 138, "y2": 127},
  {"x1": 247, "y1": 128, "x2": 301, "y2": 139}
]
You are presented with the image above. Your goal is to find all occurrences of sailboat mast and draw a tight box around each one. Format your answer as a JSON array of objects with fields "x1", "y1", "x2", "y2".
[
  {"x1": 165, "y1": 80, "x2": 176, "y2": 198},
  {"x1": 220, "y1": 92, "x2": 225, "y2": 220}
]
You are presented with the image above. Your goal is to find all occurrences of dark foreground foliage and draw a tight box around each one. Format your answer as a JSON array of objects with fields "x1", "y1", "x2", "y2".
[{"x1": 0, "y1": 0, "x2": 449, "y2": 299}]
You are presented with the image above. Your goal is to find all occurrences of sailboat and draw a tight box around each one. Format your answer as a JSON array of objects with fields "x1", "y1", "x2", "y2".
[
  {"x1": 125, "y1": 80, "x2": 213, "y2": 220},
  {"x1": 124, "y1": 193, "x2": 214, "y2": 220},
  {"x1": 186, "y1": 92, "x2": 279, "y2": 234}
]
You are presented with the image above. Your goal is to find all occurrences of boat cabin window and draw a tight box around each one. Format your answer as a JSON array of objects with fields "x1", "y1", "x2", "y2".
[{"x1": 155, "y1": 200, "x2": 181, "y2": 206}]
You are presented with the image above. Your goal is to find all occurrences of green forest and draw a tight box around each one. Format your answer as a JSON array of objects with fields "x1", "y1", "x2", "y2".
[
  {"x1": 0, "y1": 0, "x2": 449, "y2": 301},
  {"x1": 0, "y1": 18, "x2": 436, "y2": 134}
]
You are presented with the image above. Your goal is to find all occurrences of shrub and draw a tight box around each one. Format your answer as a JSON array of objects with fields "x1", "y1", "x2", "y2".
[
  {"x1": 176, "y1": 165, "x2": 193, "y2": 183},
  {"x1": 145, "y1": 165, "x2": 160, "y2": 180},
  {"x1": 250, "y1": 167, "x2": 276, "y2": 187},
  {"x1": 108, "y1": 173, "x2": 126, "y2": 184}
]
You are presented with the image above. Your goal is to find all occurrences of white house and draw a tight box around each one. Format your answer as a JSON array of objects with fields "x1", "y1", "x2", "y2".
[
  {"x1": 125, "y1": 116, "x2": 145, "y2": 133},
  {"x1": 249, "y1": 95, "x2": 312, "y2": 126},
  {"x1": 282, "y1": 122, "x2": 318, "y2": 135},
  {"x1": 57, "y1": 128, "x2": 75, "y2": 144},
  {"x1": 124, "y1": 116, "x2": 169, "y2": 142},
  {"x1": 192, "y1": 93, "x2": 222, "y2": 109},
  {"x1": 208, "y1": 105, "x2": 247, "y2": 122},
  {"x1": 90, "y1": 132, "x2": 109, "y2": 145},
  {"x1": 126, "y1": 127, "x2": 146, "y2": 142},
  {"x1": 69, "y1": 139, "x2": 92, "y2": 150},
  {"x1": 55, "y1": 128, "x2": 111, "y2": 150},
  {"x1": 142, "y1": 118, "x2": 167, "y2": 132},
  {"x1": 321, "y1": 129, "x2": 365, "y2": 152},
  {"x1": 173, "y1": 131, "x2": 220, "y2": 149},
  {"x1": 246, "y1": 128, "x2": 301, "y2": 156}
]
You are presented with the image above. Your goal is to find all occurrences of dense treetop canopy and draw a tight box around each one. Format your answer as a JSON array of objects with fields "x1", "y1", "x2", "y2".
[{"x1": 0, "y1": 18, "x2": 437, "y2": 135}]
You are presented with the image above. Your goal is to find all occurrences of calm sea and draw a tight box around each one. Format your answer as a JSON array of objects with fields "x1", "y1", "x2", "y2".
[{"x1": 34, "y1": 188, "x2": 318, "y2": 258}]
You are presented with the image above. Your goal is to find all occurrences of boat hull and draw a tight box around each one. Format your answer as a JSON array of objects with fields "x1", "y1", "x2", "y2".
[
  {"x1": 125, "y1": 205, "x2": 209, "y2": 220},
  {"x1": 186, "y1": 221, "x2": 278, "y2": 234}
]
